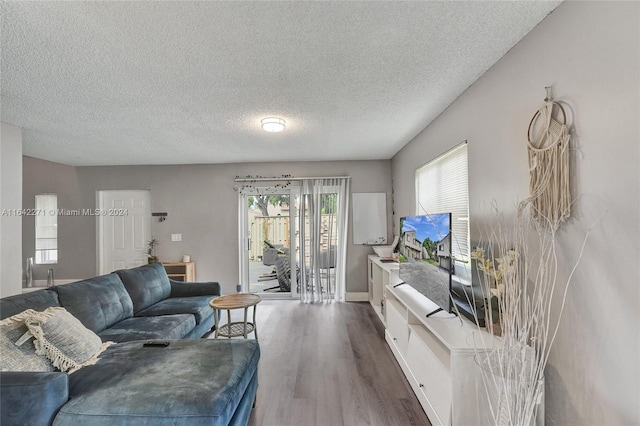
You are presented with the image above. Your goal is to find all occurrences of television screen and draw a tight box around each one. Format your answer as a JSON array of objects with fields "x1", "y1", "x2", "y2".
[{"x1": 399, "y1": 213, "x2": 452, "y2": 314}]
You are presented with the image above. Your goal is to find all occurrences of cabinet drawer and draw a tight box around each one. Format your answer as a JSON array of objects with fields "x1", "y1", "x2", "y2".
[
  {"x1": 386, "y1": 302, "x2": 409, "y2": 356},
  {"x1": 407, "y1": 331, "x2": 452, "y2": 425}
]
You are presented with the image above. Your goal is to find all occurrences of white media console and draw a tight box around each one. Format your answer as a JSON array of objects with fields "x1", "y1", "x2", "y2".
[
  {"x1": 367, "y1": 255, "x2": 399, "y2": 322},
  {"x1": 368, "y1": 255, "x2": 505, "y2": 426}
]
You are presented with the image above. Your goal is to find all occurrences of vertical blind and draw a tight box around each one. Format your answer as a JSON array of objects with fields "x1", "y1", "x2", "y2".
[{"x1": 416, "y1": 142, "x2": 469, "y2": 262}]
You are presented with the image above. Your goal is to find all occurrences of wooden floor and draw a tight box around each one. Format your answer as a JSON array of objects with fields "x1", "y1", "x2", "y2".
[{"x1": 244, "y1": 300, "x2": 431, "y2": 426}]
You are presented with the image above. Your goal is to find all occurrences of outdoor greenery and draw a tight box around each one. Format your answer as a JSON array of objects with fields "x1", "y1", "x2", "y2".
[
  {"x1": 248, "y1": 195, "x2": 290, "y2": 217},
  {"x1": 248, "y1": 193, "x2": 337, "y2": 217},
  {"x1": 320, "y1": 194, "x2": 337, "y2": 214},
  {"x1": 422, "y1": 237, "x2": 437, "y2": 256}
]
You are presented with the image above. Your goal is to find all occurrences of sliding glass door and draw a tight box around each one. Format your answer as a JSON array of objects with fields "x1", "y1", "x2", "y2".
[
  {"x1": 239, "y1": 187, "x2": 298, "y2": 298},
  {"x1": 238, "y1": 177, "x2": 349, "y2": 302}
]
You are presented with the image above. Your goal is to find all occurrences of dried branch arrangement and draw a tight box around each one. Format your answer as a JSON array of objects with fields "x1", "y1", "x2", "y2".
[{"x1": 463, "y1": 89, "x2": 592, "y2": 425}]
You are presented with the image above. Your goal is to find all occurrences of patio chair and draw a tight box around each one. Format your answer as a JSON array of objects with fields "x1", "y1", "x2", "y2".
[
  {"x1": 273, "y1": 255, "x2": 293, "y2": 292},
  {"x1": 272, "y1": 255, "x2": 309, "y2": 293}
]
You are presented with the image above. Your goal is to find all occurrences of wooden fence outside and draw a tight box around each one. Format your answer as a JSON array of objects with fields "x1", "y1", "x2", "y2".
[{"x1": 249, "y1": 215, "x2": 337, "y2": 261}]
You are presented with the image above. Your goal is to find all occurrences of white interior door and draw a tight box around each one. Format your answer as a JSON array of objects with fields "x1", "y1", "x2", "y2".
[{"x1": 97, "y1": 190, "x2": 151, "y2": 275}]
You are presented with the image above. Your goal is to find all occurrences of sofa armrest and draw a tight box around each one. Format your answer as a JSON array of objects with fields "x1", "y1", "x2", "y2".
[
  {"x1": 1, "y1": 372, "x2": 68, "y2": 426},
  {"x1": 169, "y1": 279, "x2": 221, "y2": 298}
]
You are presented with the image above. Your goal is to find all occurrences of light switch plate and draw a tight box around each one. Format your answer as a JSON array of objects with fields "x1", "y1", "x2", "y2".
[{"x1": 171, "y1": 233, "x2": 182, "y2": 242}]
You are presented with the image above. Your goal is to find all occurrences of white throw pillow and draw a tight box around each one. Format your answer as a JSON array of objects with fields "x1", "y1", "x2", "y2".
[
  {"x1": 25, "y1": 307, "x2": 112, "y2": 373},
  {"x1": 0, "y1": 309, "x2": 54, "y2": 372}
]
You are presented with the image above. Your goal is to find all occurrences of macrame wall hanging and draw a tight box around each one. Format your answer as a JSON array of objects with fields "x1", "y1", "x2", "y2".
[{"x1": 520, "y1": 87, "x2": 572, "y2": 230}]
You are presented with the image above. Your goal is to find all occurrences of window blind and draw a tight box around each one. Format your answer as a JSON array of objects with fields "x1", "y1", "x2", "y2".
[{"x1": 416, "y1": 142, "x2": 469, "y2": 262}]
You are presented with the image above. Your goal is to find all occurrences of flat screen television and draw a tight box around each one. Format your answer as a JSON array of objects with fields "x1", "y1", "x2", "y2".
[{"x1": 398, "y1": 213, "x2": 453, "y2": 316}]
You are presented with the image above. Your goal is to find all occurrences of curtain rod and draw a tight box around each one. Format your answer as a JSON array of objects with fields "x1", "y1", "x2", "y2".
[{"x1": 234, "y1": 176, "x2": 351, "y2": 182}]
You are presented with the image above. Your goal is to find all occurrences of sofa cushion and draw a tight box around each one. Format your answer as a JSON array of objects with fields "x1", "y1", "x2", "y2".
[
  {"x1": 55, "y1": 274, "x2": 134, "y2": 333},
  {"x1": 25, "y1": 307, "x2": 112, "y2": 373},
  {"x1": 0, "y1": 289, "x2": 60, "y2": 320},
  {"x1": 169, "y1": 281, "x2": 221, "y2": 298},
  {"x1": 0, "y1": 309, "x2": 54, "y2": 372},
  {"x1": 1, "y1": 372, "x2": 69, "y2": 426},
  {"x1": 115, "y1": 263, "x2": 172, "y2": 313},
  {"x1": 56, "y1": 339, "x2": 260, "y2": 426},
  {"x1": 136, "y1": 295, "x2": 215, "y2": 325},
  {"x1": 97, "y1": 314, "x2": 195, "y2": 343}
]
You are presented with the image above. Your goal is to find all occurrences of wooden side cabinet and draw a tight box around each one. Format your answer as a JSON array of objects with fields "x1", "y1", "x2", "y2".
[{"x1": 163, "y1": 262, "x2": 195, "y2": 282}]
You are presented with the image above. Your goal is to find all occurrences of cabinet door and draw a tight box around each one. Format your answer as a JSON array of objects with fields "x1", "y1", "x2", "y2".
[
  {"x1": 407, "y1": 331, "x2": 452, "y2": 425},
  {"x1": 369, "y1": 260, "x2": 385, "y2": 305},
  {"x1": 386, "y1": 301, "x2": 409, "y2": 356}
]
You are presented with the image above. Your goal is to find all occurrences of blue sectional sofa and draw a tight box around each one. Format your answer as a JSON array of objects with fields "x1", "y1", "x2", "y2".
[{"x1": 0, "y1": 263, "x2": 260, "y2": 426}]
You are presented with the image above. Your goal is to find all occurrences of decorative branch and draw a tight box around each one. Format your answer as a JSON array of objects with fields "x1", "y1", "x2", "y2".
[
  {"x1": 470, "y1": 202, "x2": 598, "y2": 425},
  {"x1": 233, "y1": 174, "x2": 294, "y2": 194}
]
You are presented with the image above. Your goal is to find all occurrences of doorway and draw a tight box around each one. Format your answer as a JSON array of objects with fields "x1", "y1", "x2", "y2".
[
  {"x1": 239, "y1": 187, "x2": 297, "y2": 299},
  {"x1": 97, "y1": 190, "x2": 151, "y2": 275}
]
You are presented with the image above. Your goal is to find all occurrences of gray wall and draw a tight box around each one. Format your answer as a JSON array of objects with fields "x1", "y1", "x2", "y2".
[
  {"x1": 391, "y1": 2, "x2": 639, "y2": 425},
  {"x1": 1, "y1": 123, "x2": 23, "y2": 297},
  {"x1": 22, "y1": 157, "x2": 84, "y2": 282},
  {"x1": 22, "y1": 158, "x2": 392, "y2": 295}
]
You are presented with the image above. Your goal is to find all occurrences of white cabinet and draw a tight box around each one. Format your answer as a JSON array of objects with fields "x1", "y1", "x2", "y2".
[
  {"x1": 384, "y1": 283, "x2": 500, "y2": 426},
  {"x1": 407, "y1": 326, "x2": 452, "y2": 425},
  {"x1": 386, "y1": 299, "x2": 409, "y2": 356},
  {"x1": 367, "y1": 255, "x2": 399, "y2": 324},
  {"x1": 368, "y1": 258, "x2": 544, "y2": 425}
]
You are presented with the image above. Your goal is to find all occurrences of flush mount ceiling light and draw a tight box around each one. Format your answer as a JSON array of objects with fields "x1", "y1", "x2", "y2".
[{"x1": 261, "y1": 117, "x2": 286, "y2": 132}]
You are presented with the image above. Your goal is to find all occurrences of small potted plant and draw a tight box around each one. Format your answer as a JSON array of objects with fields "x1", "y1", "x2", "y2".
[{"x1": 146, "y1": 238, "x2": 159, "y2": 263}]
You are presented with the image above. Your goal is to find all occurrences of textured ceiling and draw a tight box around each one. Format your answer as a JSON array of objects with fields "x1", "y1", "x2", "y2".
[{"x1": 1, "y1": 1, "x2": 560, "y2": 166}]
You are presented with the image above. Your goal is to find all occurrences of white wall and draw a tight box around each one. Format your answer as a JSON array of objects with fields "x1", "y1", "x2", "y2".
[
  {"x1": 1, "y1": 123, "x2": 23, "y2": 297},
  {"x1": 392, "y1": 2, "x2": 639, "y2": 424}
]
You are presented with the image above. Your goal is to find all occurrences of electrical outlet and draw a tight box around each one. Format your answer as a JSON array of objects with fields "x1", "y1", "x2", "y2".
[{"x1": 171, "y1": 233, "x2": 182, "y2": 242}]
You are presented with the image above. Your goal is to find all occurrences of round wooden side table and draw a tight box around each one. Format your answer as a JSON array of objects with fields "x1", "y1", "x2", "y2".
[{"x1": 209, "y1": 293, "x2": 261, "y2": 340}]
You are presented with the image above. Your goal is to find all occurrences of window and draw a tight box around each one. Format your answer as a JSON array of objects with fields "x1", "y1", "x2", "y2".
[
  {"x1": 35, "y1": 194, "x2": 58, "y2": 264},
  {"x1": 416, "y1": 142, "x2": 469, "y2": 265}
]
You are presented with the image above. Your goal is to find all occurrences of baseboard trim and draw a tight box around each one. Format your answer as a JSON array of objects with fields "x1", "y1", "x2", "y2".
[{"x1": 346, "y1": 292, "x2": 368, "y2": 302}]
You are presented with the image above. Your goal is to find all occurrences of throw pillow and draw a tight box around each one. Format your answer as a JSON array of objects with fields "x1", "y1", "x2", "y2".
[
  {"x1": 25, "y1": 307, "x2": 113, "y2": 373},
  {"x1": 0, "y1": 309, "x2": 55, "y2": 372}
]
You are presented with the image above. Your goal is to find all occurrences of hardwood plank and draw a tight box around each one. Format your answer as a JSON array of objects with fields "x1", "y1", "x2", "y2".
[{"x1": 242, "y1": 300, "x2": 431, "y2": 426}]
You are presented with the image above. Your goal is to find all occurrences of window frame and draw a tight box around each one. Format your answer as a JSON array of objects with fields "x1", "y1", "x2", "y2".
[{"x1": 35, "y1": 194, "x2": 58, "y2": 264}]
